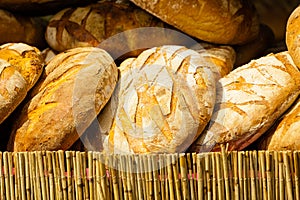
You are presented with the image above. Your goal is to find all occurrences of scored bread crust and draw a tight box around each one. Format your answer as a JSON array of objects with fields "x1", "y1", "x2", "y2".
[
  {"x1": 129, "y1": 0, "x2": 260, "y2": 45},
  {"x1": 189, "y1": 51, "x2": 300, "y2": 152},
  {"x1": 8, "y1": 47, "x2": 118, "y2": 151},
  {"x1": 0, "y1": 43, "x2": 44, "y2": 124},
  {"x1": 97, "y1": 45, "x2": 217, "y2": 154},
  {"x1": 264, "y1": 98, "x2": 300, "y2": 150}
]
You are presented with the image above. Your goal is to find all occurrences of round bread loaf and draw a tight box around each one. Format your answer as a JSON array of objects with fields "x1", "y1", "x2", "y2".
[
  {"x1": 189, "y1": 51, "x2": 300, "y2": 152},
  {"x1": 7, "y1": 47, "x2": 118, "y2": 151},
  {"x1": 129, "y1": 0, "x2": 260, "y2": 45},
  {"x1": 0, "y1": 9, "x2": 47, "y2": 48},
  {"x1": 286, "y1": 5, "x2": 300, "y2": 70},
  {"x1": 0, "y1": 43, "x2": 44, "y2": 124},
  {"x1": 95, "y1": 45, "x2": 216, "y2": 154}
]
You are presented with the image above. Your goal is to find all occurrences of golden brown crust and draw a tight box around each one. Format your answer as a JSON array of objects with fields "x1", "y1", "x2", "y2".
[
  {"x1": 189, "y1": 51, "x2": 300, "y2": 152},
  {"x1": 130, "y1": 0, "x2": 260, "y2": 45},
  {"x1": 261, "y1": 97, "x2": 300, "y2": 150},
  {"x1": 0, "y1": 43, "x2": 44, "y2": 124},
  {"x1": 96, "y1": 45, "x2": 217, "y2": 154},
  {"x1": 286, "y1": 5, "x2": 300, "y2": 70},
  {"x1": 7, "y1": 47, "x2": 118, "y2": 151}
]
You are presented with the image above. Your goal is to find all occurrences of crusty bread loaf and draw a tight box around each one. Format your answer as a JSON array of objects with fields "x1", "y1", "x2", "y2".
[
  {"x1": 0, "y1": 43, "x2": 44, "y2": 124},
  {"x1": 257, "y1": 97, "x2": 300, "y2": 150},
  {"x1": 45, "y1": 1, "x2": 197, "y2": 60},
  {"x1": 191, "y1": 43, "x2": 236, "y2": 79},
  {"x1": 94, "y1": 45, "x2": 217, "y2": 154},
  {"x1": 286, "y1": 5, "x2": 300, "y2": 70},
  {"x1": 129, "y1": 0, "x2": 260, "y2": 45},
  {"x1": 7, "y1": 47, "x2": 118, "y2": 151},
  {"x1": 189, "y1": 51, "x2": 300, "y2": 152},
  {"x1": 0, "y1": 9, "x2": 47, "y2": 48}
]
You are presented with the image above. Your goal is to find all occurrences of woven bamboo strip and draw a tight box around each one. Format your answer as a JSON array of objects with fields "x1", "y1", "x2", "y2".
[
  {"x1": 186, "y1": 153, "x2": 195, "y2": 200},
  {"x1": 151, "y1": 154, "x2": 160, "y2": 200},
  {"x1": 0, "y1": 152, "x2": 3, "y2": 200},
  {"x1": 283, "y1": 151, "x2": 293, "y2": 199},
  {"x1": 211, "y1": 153, "x2": 217, "y2": 200},
  {"x1": 245, "y1": 151, "x2": 250, "y2": 200},
  {"x1": 159, "y1": 154, "x2": 166, "y2": 200},
  {"x1": 204, "y1": 153, "x2": 211, "y2": 200},
  {"x1": 192, "y1": 153, "x2": 198, "y2": 200},
  {"x1": 221, "y1": 148, "x2": 230, "y2": 200},
  {"x1": 248, "y1": 152, "x2": 256, "y2": 200},
  {"x1": 294, "y1": 151, "x2": 300, "y2": 200},
  {"x1": 19, "y1": 153, "x2": 26, "y2": 200},
  {"x1": 179, "y1": 153, "x2": 189, "y2": 200},
  {"x1": 215, "y1": 152, "x2": 224, "y2": 200},
  {"x1": 14, "y1": 153, "x2": 19, "y2": 200},
  {"x1": 232, "y1": 151, "x2": 238, "y2": 200}
]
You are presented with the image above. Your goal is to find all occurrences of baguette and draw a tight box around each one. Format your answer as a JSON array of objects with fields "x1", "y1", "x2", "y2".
[
  {"x1": 189, "y1": 51, "x2": 300, "y2": 152},
  {"x1": 8, "y1": 47, "x2": 118, "y2": 151}
]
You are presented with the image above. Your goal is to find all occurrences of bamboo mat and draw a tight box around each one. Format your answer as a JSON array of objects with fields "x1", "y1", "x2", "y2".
[{"x1": 0, "y1": 149, "x2": 299, "y2": 200}]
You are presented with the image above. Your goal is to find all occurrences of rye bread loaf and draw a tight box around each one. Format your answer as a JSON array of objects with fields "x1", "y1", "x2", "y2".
[
  {"x1": 129, "y1": 0, "x2": 260, "y2": 45},
  {"x1": 94, "y1": 45, "x2": 217, "y2": 154},
  {"x1": 0, "y1": 43, "x2": 44, "y2": 124},
  {"x1": 7, "y1": 47, "x2": 118, "y2": 151},
  {"x1": 189, "y1": 51, "x2": 300, "y2": 152}
]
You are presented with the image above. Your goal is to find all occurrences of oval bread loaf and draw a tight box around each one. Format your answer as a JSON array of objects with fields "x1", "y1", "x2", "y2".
[
  {"x1": 7, "y1": 47, "x2": 118, "y2": 151},
  {"x1": 286, "y1": 5, "x2": 300, "y2": 70},
  {"x1": 129, "y1": 0, "x2": 260, "y2": 45},
  {"x1": 0, "y1": 43, "x2": 44, "y2": 124},
  {"x1": 259, "y1": 97, "x2": 300, "y2": 150},
  {"x1": 189, "y1": 51, "x2": 300, "y2": 152},
  {"x1": 95, "y1": 45, "x2": 217, "y2": 154}
]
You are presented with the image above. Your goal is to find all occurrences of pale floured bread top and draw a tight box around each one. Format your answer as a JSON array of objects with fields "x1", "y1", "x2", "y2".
[
  {"x1": 98, "y1": 45, "x2": 217, "y2": 154},
  {"x1": 189, "y1": 51, "x2": 300, "y2": 152}
]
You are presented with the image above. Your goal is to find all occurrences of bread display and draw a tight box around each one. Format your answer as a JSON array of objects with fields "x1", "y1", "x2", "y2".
[
  {"x1": 189, "y1": 51, "x2": 300, "y2": 152},
  {"x1": 7, "y1": 47, "x2": 118, "y2": 151},
  {"x1": 0, "y1": 43, "x2": 44, "y2": 124},
  {"x1": 0, "y1": 9, "x2": 47, "y2": 48},
  {"x1": 94, "y1": 45, "x2": 218, "y2": 154},
  {"x1": 286, "y1": 5, "x2": 300, "y2": 70},
  {"x1": 129, "y1": 0, "x2": 260, "y2": 45}
]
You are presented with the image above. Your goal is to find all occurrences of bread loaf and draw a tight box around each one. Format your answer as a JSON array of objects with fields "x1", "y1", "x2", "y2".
[
  {"x1": 191, "y1": 43, "x2": 236, "y2": 79},
  {"x1": 189, "y1": 51, "x2": 300, "y2": 152},
  {"x1": 7, "y1": 47, "x2": 118, "y2": 151},
  {"x1": 129, "y1": 0, "x2": 260, "y2": 45},
  {"x1": 0, "y1": 43, "x2": 44, "y2": 124},
  {"x1": 286, "y1": 5, "x2": 300, "y2": 70},
  {"x1": 93, "y1": 45, "x2": 217, "y2": 154},
  {"x1": 257, "y1": 97, "x2": 300, "y2": 150},
  {"x1": 0, "y1": 9, "x2": 47, "y2": 48}
]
